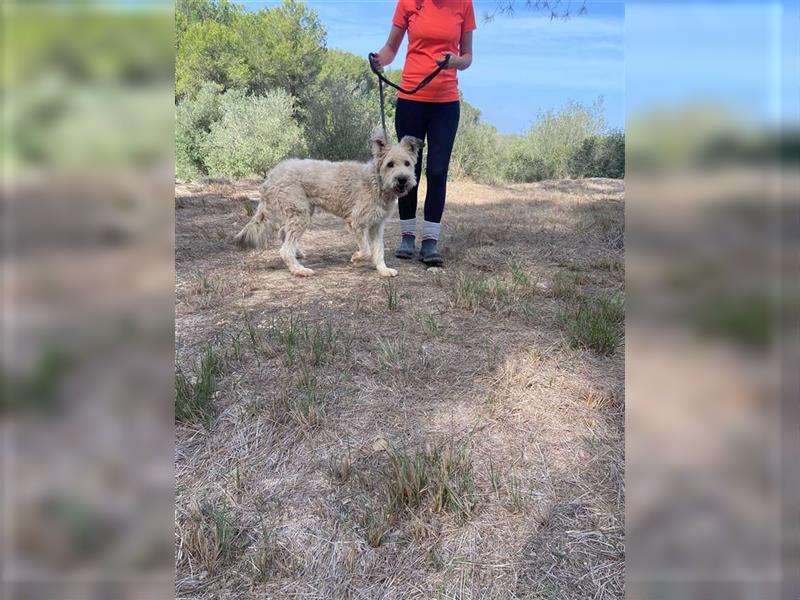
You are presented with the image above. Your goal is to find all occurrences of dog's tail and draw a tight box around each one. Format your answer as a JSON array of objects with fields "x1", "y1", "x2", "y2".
[{"x1": 233, "y1": 194, "x2": 277, "y2": 250}]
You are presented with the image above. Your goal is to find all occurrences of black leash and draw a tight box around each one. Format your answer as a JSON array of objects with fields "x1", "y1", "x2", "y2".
[{"x1": 368, "y1": 52, "x2": 450, "y2": 140}]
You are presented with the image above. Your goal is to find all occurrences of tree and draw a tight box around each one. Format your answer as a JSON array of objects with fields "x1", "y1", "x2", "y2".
[
  {"x1": 176, "y1": 0, "x2": 242, "y2": 26},
  {"x1": 238, "y1": 0, "x2": 326, "y2": 100},
  {"x1": 176, "y1": 0, "x2": 243, "y2": 44},
  {"x1": 319, "y1": 49, "x2": 375, "y2": 94},
  {"x1": 175, "y1": 20, "x2": 251, "y2": 99}
]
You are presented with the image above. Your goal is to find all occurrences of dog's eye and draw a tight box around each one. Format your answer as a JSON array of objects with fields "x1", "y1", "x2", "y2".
[
  {"x1": 387, "y1": 161, "x2": 394, "y2": 168},
  {"x1": 404, "y1": 161, "x2": 410, "y2": 166}
]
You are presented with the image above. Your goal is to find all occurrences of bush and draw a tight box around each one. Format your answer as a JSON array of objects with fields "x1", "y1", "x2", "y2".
[
  {"x1": 203, "y1": 88, "x2": 306, "y2": 179},
  {"x1": 504, "y1": 137, "x2": 553, "y2": 182},
  {"x1": 568, "y1": 129, "x2": 625, "y2": 179},
  {"x1": 505, "y1": 100, "x2": 606, "y2": 182},
  {"x1": 599, "y1": 129, "x2": 625, "y2": 178},
  {"x1": 175, "y1": 81, "x2": 225, "y2": 180},
  {"x1": 303, "y1": 76, "x2": 378, "y2": 162},
  {"x1": 450, "y1": 101, "x2": 506, "y2": 184}
]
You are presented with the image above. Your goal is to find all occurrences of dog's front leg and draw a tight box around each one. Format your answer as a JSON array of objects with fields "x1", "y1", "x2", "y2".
[
  {"x1": 370, "y1": 221, "x2": 397, "y2": 277},
  {"x1": 350, "y1": 226, "x2": 371, "y2": 264}
]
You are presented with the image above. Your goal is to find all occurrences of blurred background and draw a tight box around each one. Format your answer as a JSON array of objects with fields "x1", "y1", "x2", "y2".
[
  {"x1": 0, "y1": 0, "x2": 797, "y2": 599},
  {"x1": 625, "y1": 1, "x2": 798, "y2": 598},
  {"x1": 1, "y1": 1, "x2": 176, "y2": 599}
]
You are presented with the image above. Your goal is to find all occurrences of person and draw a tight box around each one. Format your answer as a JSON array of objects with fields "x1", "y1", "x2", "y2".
[{"x1": 372, "y1": 0, "x2": 475, "y2": 267}]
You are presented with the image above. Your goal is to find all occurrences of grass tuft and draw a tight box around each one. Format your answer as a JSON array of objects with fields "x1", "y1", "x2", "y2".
[
  {"x1": 240, "y1": 197, "x2": 256, "y2": 217},
  {"x1": 561, "y1": 293, "x2": 624, "y2": 354},
  {"x1": 550, "y1": 270, "x2": 589, "y2": 300},
  {"x1": 509, "y1": 259, "x2": 531, "y2": 288},
  {"x1": 448, "y1": 267, "x2": 536, "y2": 314},
  {"x1": 278, "y1": 368, "x2": 324, "y2": 429},
  {"x1": 268, "y1": 314, "x2": 339, "y2": 367},
  {"x1": 449, "y1": 271, "x2": 490, "y2": 313},
  {"x1": 384, "y1": 441, "x2": 475, "y2": 522},
  {"x1": 505, "y1": 474, "x2": 528, "y2": 514},
  {"x1": 384, "y1": 278, "x2": 399, "y2": 311},
  {"x1": 361, "y1": 504, "x2": 393, "y2": 548},
  {"x1": 328, "y1": 450, "x2": 352, "y2": 484},
  {"x1": 249, "y1": 526, "x2": 283, "y2": 584},
  {"x1": 178, "y1": 502, "x2": 240, "y2": 576},
  {"x1": 175, "y1": 345, "x2": 223, "y2": 428},
  {"x1": 377, "y1": 336, "x2": 406, "y2": 371},
  {"x1": 419, "y1": 311, "x2": 443, "y2": 338}
]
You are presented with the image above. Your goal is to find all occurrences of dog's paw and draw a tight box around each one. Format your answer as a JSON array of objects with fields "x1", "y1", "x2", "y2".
[
  {"x1": 291, "y1": 267, "x2": 315, "y2": 277},
  {"x1": 350, "y1": 251, "x2": 367, "y2": 263},
  {"x1": 378, "y1": 267, "x2": 398, "y2": 277}
]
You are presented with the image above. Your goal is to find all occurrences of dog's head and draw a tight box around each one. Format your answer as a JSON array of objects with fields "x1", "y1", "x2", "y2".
[{"x1": 370, "y1": 128, "x2": 422, "y2": 196}]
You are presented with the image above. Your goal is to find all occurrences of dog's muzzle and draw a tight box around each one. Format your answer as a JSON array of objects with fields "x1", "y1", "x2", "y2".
[{"x1": 393, "y1": 176, "x2": 411, "y2": 195}]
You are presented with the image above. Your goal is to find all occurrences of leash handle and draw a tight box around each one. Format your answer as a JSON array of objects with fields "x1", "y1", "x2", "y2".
[
  {"x1": 368, "y1": 52, "x2": 450, "y2": 140},
  {"x1": 368, "y1": 52, "x2": 450, "y2": 95}
]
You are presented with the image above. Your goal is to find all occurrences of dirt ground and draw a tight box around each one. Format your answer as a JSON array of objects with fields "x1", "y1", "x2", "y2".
[{"x1": 174, "y1": 176, "x2": 625, "y2": 599}]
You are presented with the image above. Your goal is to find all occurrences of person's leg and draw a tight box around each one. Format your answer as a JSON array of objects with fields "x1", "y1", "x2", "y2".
[
  {"x1": 419, "y1": 101, "x2": 460, "y2": 265},
  {"x1": 394, "y1": 98, "x2": 430, "y2": 258}
]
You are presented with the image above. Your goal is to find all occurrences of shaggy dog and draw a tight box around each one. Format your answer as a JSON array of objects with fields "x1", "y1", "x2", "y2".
[{"x1": 234, "y1": 128, "x2": 422, "y2": 277}]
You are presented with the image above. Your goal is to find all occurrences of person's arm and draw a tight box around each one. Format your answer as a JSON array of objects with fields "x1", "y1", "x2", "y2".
[
  {"x1": 436, "y1": 31, "x2": 473, "y2": 70},
  {"x1": 373, "y1": 25, "x2": 405, "y2": 71}
]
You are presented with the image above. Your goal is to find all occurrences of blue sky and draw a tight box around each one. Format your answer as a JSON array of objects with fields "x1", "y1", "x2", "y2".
[
  {"x1": 626, "y1": 1, "x2": 794, "y2": 126},
  {"x1": 247, "y1": 1, "x2": 625, "y2": 134}
]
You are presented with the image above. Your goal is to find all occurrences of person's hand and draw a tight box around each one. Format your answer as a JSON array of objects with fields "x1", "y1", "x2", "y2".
[
  {"x1": 371, "y1": 47, "x2": 395, "y2": 72},
  {"x1": 435, "y1": 52, "x2": 460, "y2": 69}
]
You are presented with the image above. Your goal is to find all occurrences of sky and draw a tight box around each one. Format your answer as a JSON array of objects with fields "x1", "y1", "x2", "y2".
[
  {"x1": 247, "y1": 1, "x2": 625, "y2": 134},
  {"x1": 625, "y1": 1, "x2": 793, "y2": 126}
]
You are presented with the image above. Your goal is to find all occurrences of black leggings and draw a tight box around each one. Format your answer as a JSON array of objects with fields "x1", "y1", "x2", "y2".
[{"x1": 394, "y1": 98, "x2": 460, "y2": 223}]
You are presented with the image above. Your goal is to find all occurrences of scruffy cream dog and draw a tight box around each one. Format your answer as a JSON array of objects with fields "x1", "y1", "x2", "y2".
[{"x1": 234, "y1": 128, "x2": 422, "y2": 277}]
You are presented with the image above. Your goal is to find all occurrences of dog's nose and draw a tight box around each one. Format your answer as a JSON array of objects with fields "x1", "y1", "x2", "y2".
[{"x1": 397, "y1": 176, "x2": 408, "y2": 186}]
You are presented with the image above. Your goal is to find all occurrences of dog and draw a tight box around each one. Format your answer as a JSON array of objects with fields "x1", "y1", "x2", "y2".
[{"x1": 234, "y1": 128, "x2": 422, "y2": 277}]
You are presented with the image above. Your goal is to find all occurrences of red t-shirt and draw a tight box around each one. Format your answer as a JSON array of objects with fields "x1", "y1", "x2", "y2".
[{"x1": 392, "y1": 0, "x2": 476, "y2": 103}]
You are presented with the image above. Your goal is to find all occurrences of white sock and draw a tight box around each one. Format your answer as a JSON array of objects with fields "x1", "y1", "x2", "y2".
[
  {"x1": 422, "y1": 220, "x2": 441, "y2": 241},
  {"x1": 400, "y1": 218, "x2": 416, "y2": 238}
]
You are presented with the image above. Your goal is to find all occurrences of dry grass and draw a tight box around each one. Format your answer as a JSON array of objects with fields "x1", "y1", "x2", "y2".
[{"x1": 175, "y1": 177, "x2": 624, "y2": 599}]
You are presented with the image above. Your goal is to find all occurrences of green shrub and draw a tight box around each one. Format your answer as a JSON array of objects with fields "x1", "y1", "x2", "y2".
[
  {"x1": 505, "y1": 100, "x2": 606, "y2": 182},
  {"x1": 504, "y1": 137, "x2": 553, "y2": 182},
  {"x1": 303, "y1": 76, "x2": 378, "y2": 162},
  {"x1": 599, "y1": 129, "x2": 625, "y2": 178},
  {"x1": 203, "y1": 88, "x2": 306, "y2": 178},
  {"x1": 175, "y1": 80, "x2": 225, "y2": 180},
  {"x1": 568, "y1": 129, "x2": 625, "y2": 179},
  {"x1": 451, "y1": 101, "x2": 506, "y2": 183}
]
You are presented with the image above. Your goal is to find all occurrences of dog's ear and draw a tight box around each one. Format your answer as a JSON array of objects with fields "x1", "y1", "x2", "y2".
[
  {"x1": 370, "y1": 127, "x2": 388, "y2": 158},
  {"x1": 399, "y1": 135, "x2": 423, "y2": 158}
]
